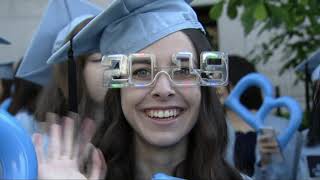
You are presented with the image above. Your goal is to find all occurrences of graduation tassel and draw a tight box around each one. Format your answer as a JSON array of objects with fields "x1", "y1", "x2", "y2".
[{"x1": 68, "y1": 37, "x2": 78, "y2": 113}]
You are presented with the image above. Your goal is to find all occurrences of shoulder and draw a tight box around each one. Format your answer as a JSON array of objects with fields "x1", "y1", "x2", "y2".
[
  {"x1": 301, "y1": 129, "x2": 309, "y2": 138},
  {"x1": 15, "y1": 110, "x2": 33, "y2": 120},
  {"x1": 14, "y1": 110, "x2": 37, "y2": 127}
]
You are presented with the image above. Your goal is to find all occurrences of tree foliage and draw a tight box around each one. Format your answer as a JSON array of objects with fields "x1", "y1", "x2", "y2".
[{"x1": 210, "y1": 0, "x2": 320, "y2": 77}]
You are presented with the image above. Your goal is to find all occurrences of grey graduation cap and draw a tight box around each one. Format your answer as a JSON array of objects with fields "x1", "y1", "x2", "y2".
[
  {"x1": 16, "y1": 0, "x2": 102, "y2": 86},
  {"x1": 295, "y1": 49, "x2": 320, "y2": 114},
  {"x1": 0, "y1": 37, "x2": 11, "y2": 45},
  {"x1": 295, "y1": 49, "x2": 320, "y2": 82},
  {"x1": 47, "y1": 0, "x2": 204, "y2": 64},
  {"x1": 295, "y1": 49, "x2": 320, "y2": 73},
  {"x1": 0, "y1": 37, "x2": 13, "y2": 79},
  {"x1": 0, "y1": 61, "x2": 14, "y2": 80}
]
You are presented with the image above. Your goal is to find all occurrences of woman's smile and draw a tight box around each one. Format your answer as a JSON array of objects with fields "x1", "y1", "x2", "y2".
[{"x1": 143, "y1": 107, "x2": 185, "y2": 126}]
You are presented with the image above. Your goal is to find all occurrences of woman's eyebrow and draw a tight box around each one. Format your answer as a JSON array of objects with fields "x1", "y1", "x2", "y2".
[
  {"x1": 87, "y1": 54, "x2": 102, "y2": 60},
  {"x1": 88, "y1": 58, "x2": 101, "y2": 61},
  {"x1": 132, "y1": 58, "x2": 151, "y2": 65},
  {"x1": 174, "y1": 59, "x2": 198, "y2": 67}
]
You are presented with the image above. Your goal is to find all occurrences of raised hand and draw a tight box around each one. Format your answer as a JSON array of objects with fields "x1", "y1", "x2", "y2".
[
  {"x1": 32, "y1": 112, "x2": 106, "y2": 179},
  {"x1": 257, "y1": 128, "x2": 282, "y2": 166}
]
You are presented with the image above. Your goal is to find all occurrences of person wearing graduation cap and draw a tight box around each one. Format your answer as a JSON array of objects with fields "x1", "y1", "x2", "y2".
[
  {"x1": 295, "y1": 49, "x2": 320, "y2": 121},
  {"x1": 3, "y1": 59, "x2": 43, "y2": 136},
  {"x1": 217, "y1": 55, "x2": 302, "y2": 180},
  {"x1": 15, "y1": 0, "x2": 105, "y2": 139},
  {"x1": 296, "y1": 59, "x2": 320, "y2": 179},
  {"x1": 33, "y1": 0, "x2": 253, "y2": 179},
  {"x1": 0, "y1": 61, "x2": 14, "y2": 106},
  {"x1": 0, "y1": 37, "x2": 11, "y2": 45},
  {"x1": 0, "y1": 37, "x2": 13, "y2": 107}
]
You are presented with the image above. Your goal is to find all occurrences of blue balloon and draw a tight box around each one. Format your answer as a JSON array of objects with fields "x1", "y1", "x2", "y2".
[
  {"x1": 152, "y1": 173, "x2": 186, "y2": 180},
  {"x1": 0, "y1": 108, "x2": 38, "y2": 179},
  {"x1": 224, "y1": 73, "x2": 302, "y2": 149}
]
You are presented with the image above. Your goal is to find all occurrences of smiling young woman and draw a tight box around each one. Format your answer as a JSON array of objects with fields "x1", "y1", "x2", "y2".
[
  {"x1": 91, "y1": 29, "x2": 245, "y2": 180},
  {"x1": 34, "y1": 0, "x2": 252, "y2": 179}
]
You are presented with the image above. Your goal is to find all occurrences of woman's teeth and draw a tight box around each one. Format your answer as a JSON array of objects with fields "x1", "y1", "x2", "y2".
[{"x1": 146, "y1": 109, "x2": 181, "y2": 118}]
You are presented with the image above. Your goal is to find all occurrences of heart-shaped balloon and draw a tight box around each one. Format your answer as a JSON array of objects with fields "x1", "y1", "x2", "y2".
[
  {"x1": 0, "y1": 108, "x2": 37, "y2": 179},
  {"x1": 224, "y1": 73, "x2": 302, "y2": 149}
]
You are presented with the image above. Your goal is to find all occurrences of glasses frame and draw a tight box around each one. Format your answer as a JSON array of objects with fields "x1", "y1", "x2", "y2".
[{"x1": 101, "y1": 51, "x2": 229, "y2": 88}]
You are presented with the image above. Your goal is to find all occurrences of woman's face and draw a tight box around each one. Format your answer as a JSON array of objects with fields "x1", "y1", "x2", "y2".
[
  {"x1": 83, "y1": 53, "x2": 107, "y2": 104},
  {"x1": 121, "y1": 31, "x2": 201, "y2": 147}
]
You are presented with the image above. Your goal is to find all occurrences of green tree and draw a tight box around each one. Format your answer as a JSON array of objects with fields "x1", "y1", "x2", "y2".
[{"x1": 210, "y1": 0, "x2": 320, "y2": 77}]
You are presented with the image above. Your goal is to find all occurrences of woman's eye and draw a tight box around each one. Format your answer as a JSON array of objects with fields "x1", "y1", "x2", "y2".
[
  {"x1": 132, "y1": 69, "x2": 151, "y2": 78},
  {"x1": 89, "y1": 59, "x2": 101, "y2": 63},
  {"x1": 176, "y1": 67, "x2": 190, "y2": 75}
]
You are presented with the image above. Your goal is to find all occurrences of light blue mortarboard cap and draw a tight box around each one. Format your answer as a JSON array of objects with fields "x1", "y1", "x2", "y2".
[
  {"x1": 295, "y1": 49, "x2": 320, "y2": 74},
  {"x1": 0, "y1": 37, "x2": 11, "y2": 45},
  {"x1": 47, "y1": 0, "x2": 204, "y2": 64},
  {"x1": 0, "y1": 37, "x2": 13, "y2": 79},
  {"x1": 0, "y1": 61, "x2": 14, "y2": 80},
  {"x1": 15, "y1": 0, "x2": 102, "y2": 86}
]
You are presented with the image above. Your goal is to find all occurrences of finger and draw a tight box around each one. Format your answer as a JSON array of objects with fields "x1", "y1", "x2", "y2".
[
  {"x1": 37, "y1": 121, "x2": 48, "y2": 134},
  {"x1": 78, "y1": 143, "x2": 94, "y2": 174},
  {"x1": 260, "y1": 147, "x2": 280, "y2": 154},
  {"x1": 46, "y1": 112, "x2": 59, "y2": 125},
  {"x1": 259, "y1": 146, "x2": 279, "y2": 153},
  {"x1": 259, "y1": 139, "x2": 278, "y2": 146},
  {"x1": 67, "y1": 112, "x2": 80, "y2": 133},
  {"x1": 62, "y1": 116, "x2": 75, "y2": 158},
  {"x1": 72, "y1": 138, "x2": 80, "y2": 160},
  {"x1": 258, "y1": 134, "x2": 274, "y2": 143},
  {"x1": 259, "y1": 139, "x2": 279, "y2": 149},
  {"x1": 48, "y1": 123, "x2": 62, "y2": 160},
  {"x1": 68, "y1": 112, "x2": 80, "y2": 141},
  {"x1": 260, "y1": 154, "x2": 272, "y2": 165},
  {"x1": 89, "y1": 148, "x2": 102, "y2": 180},
  {"x1": 98, "y1": 149, "x2": 107, "y2": 178},
  {"x1": 32, "y1": 133, "x2": 44, "y2": 164},
  {"x1": 67, "y1": 111, "x2": 80, "y2": 121},
  {"x1": 260, "y1": 143, "x2": 279, "y2": 149}
]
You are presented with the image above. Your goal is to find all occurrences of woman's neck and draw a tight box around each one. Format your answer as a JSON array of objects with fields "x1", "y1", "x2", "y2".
[
  {"x1": 81, "y1": 98, "x2": 104, "y2": 125},
  {"x1": 91, "y1": 102, "x2": 104, "y2": 124},
  {"x1": 134, "y1": 134, "x2": 188, "y2": 180},
  {"x1": 227, "y1": 110, "x2": 254, "y2": 133}
]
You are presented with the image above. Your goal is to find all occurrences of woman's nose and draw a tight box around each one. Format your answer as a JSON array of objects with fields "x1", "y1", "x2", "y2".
[{"x1": 150, "y1": 73, "x2": 175, "y2": 100}]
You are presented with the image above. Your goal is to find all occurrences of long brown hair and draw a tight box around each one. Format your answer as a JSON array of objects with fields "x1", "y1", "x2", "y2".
[
  {"x1": 92, "y1": 29, "x2": 242, "y2": 180},
  {"x1": 0, "y1": 79, "x2": 13, "y2": 103},
  {"x1": 8, "y1": 59, "x2": 42, "y2": 115},
  {"x1": 8, "y1": 78, "x2": 42, "y2": 115},
  {"x1": 34, "y1": 17, "x2": 96, "y2": 122},
  {"x1": 34, "y1": 57, "x2": 86, "y2": 121}
]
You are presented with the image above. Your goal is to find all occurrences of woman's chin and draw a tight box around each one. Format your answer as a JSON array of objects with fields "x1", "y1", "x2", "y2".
[{"x1": 143, "y1": 133, "x2": 183, "y2": 147}]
